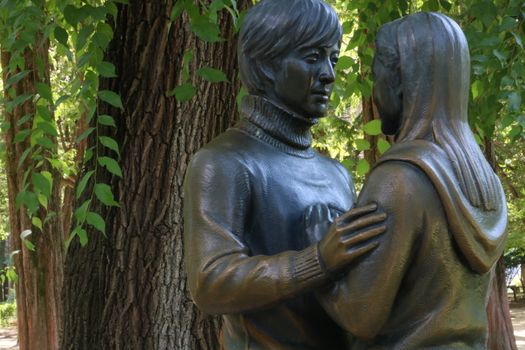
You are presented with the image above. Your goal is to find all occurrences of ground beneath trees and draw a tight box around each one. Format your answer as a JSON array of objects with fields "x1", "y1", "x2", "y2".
[
  {"x1": 0, "y1": 327, "x2": 16, "y2": 350},
  {"x1": 0, "y1": 306, "x2": 524, "y2": 349},
  {"x1": 512, "y1": 303, "x2": 525, "y2": 350}
]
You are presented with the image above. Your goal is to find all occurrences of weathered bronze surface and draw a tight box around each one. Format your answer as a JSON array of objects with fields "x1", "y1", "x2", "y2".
[
  {"x1": 308, "y1": 12, "x2": 508, "y2": 349},
  {"x1": 183, "y1": 0, "x2": 386, "y2": 348}
]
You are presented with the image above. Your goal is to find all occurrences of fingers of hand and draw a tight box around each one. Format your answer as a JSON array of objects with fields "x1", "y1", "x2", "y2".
[
  {"x1": 338, "y1": 212, "x2": 386, "y2": 232},
  {"x1": 336, "y1": 202, "x2": 378, "y2": 223},
  {"x1": 342, "y1": 225, "x2": 386, "y2": 247},
  {"x1": 347, "y1": 242, "x2": 380, "y2": 260}
]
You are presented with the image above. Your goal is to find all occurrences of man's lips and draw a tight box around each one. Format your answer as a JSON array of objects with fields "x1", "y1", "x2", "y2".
[{"x1": 311, "y1": 90, "x2": 330, "y2": 102}]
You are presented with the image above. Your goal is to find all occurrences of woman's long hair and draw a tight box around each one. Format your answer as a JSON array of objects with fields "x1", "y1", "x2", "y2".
[{"x1": 376, "y1": 12, "x2": 500, "y2": 211}]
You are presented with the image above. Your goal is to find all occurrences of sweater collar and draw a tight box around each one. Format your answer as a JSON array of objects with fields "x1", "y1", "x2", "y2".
[{"x1": 238, "y1": 95, "x2": 317, "y2": 157}]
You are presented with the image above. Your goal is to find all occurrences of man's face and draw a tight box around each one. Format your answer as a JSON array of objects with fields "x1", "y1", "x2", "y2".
[
  {"x1": 372, "y1": 51, "x2": 402, "y2": 136},
  {"x1": 268, "y1": 42, "x2": 339, "y2": 119}
]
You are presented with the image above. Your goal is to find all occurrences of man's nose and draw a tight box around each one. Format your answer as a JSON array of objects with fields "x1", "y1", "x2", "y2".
[{"x1": 319, "y1": 60, "x2": 335, "y2": 84}]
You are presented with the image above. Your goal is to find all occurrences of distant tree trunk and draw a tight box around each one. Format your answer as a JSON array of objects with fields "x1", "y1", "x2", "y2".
[
  {"x1": 484, "y1": 138, "x2": 517, "y2": 350},
  {"x1": 362, "y1": 97, "x2": 379, "y2": 166},
  {"x1": 521, "y1": 263, "x2": 525, "y2": 292},
  {"x1": 1, "y1": 42, "x2": 63, "y2": 350},
  {"x1": 61, "y1": 1, "x2": 250, "y2": 349},
  {"x1": 487, "y1": 258, "x2": 517, "y2": 350}
]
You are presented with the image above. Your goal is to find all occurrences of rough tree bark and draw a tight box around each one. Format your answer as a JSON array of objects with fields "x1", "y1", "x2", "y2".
[
  {"x1": 61, "y1": 1, "x2": 250, "y2": 349},
  {"x1": 1, "y1": 43, "x2": 64, "y2": 350}
]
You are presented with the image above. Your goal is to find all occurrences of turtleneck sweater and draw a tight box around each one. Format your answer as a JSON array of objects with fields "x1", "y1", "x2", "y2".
[{"x1": 183, "y1": 95, "x2": 355, "y2": 349}]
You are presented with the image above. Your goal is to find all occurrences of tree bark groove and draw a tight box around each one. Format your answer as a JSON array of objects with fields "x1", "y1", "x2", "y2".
[{"x1": 62, "y1": 1, "x2": 249, "y2": 349}]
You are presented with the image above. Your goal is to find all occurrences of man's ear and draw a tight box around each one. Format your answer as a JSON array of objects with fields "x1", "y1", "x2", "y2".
[
  {"x1": 257, "y1": 60, "x2": 276, "y2": 83},
  {"x1": 255, "y1": 60, "x2": 278, "y2": 95}
]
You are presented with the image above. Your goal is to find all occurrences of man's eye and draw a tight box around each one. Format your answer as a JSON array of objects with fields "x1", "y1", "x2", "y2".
[{"x1": 304, "y1": 54, "x2": 320, "y2": 63}]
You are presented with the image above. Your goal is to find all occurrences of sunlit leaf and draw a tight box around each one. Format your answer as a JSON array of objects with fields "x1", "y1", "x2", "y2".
[
  {"x1": 363, "y1": 120, "x2": 382, "y2": 136},
  {"x1": 356, "y1": 159, "x2": 370, "y2": 176},
  {"x1": 377, "y1": 139, "x2": 391, "y2": 154}
]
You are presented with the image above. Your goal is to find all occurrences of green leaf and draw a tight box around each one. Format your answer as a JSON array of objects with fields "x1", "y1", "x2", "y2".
[
  {"x1": 98, "y1": 157, "x2": 123, "y2": 177},
  {"x1": 355, "y1": 139, "x2": 370, "y2": 151},
  {"x1": 64, "y1": 5, "x2": 83, "y2": 28},
  {"x1": 16, "y1": 191, "x2": 39, "y2": 215},
  {"x1": 36, "y1": 105, "x2": 52, "y2": 121},
  {"x1": 98, "y1": 115, "x2": 116, "y2": 128},
  {"x1": 98, "y1": 90, "x2": 124, "y2": 109},
  {"x1": 341, "y1": 158, "x2": 355, "y2": 171},
  {"x1": 508, "y1": 92, "x2": 522, "y2": 112},
  {"x1": 190, "y1": 16, "x2": 222, "y2": 42},
  {"x1": 336, "y1": 56, "x2": 353, "y2": 70},
  {"x1": 76, "y1": 170, "x2": 95, "y2": 199},
  {"x1": 169, "y1": 83, "x2": 197, "y2": 102},
  {"x1": 14, "y1": 129, "x2": 31, "y2": 143},
  {"x1": 36, "y1": 83, "x2": 53, "y2": 103},
  {"x1": 54, "y1": 26, "x2": 69, "y2": 47},
  {"x1": 6, "y1": 70, "x2": 30, "y2": 88},
  {"x1": 76, "y1": 127, "x2": 95, "y2": 143},
  {"x1": 37, "y1": 193, "x2": 48, "y2": 209},
  {"x1": 36, "y1": 136, "x2": 55, "y2": 150},
  {"x1": 356, "y1": 159, "x2": 370, "y2": 176},
  {"x1": 17, "y1": 114, "x2": 33, "y2": 126},
  {"x1": 94, "y1": 183, "x2": 119, "y2": 207},
  {"x1": 74, "y1": 199, "x2": 91, "y2": 223},
  {"x1": 18, "y1": 148, "x2": 31, "y2": 168},
  {"x1": 93, "y1": 23, "x2": 113, "y2": 50},
  {"x1": 363, "y1": 120, "x2": 382, "y2": 136},
  {"x1": 96, "y1": 61, "x2": 117, "y2": 78},
  {"x1": 75, "y1": 24, "x2": 94, "y2": 51},
  {"x1": 377, "y1": 139, "x2": 391, "y2": 154},
  {"x1": 99, "y1": 136, "x2": 120, "y2": 156},
  {"x1": 7, "y1": 94, "x2": 33, "y2": 113},
  {"x1": 511, "y1": 31, "x2": 523, "y2": 49},
  {"x1": 197, "y1": 67, "x2": 229, "y2": 83},
  {"x1": 20, "y1": 230, "x2": 35, "y2": 251},
  {"x1": 170, "y1": 0, "x2": 186, "y2": 21},
  {"x1": 36, "y1": 121, "x2": 58, "y2": 137},
  {"x1": 32, "y1": 172, "x2": 52, "y2": 197},
  {"x1": 72, "y1": 226, "x2": 88, "y2": 247},
  {"x1": 499, "y1": 17, "x2": 517, "y2": 32},
  {"x1": 86, "y1": 212, "x2": 105, "y2": 235},
  {"x1": 32, "y1": 217, "x2": 43, "y2": 231}
]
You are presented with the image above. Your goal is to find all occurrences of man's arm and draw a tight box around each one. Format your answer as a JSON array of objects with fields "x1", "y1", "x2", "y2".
[
  {"x1": 318, "y1": 161, "x2": 433, "y2": 340},
  {"x1": 184, "y1": 150, "x2": 385, "y2": 315}
]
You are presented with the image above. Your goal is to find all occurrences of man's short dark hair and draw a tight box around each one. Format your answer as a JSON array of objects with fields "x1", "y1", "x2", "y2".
[{"x1": 238, "y1": 0, "x2": 342, "y2": 95}]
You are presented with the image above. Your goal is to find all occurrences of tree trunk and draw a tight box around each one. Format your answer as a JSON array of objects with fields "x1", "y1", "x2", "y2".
[
  {"x1": 484, "y1": 138, "x2": 517, "y2": 350},
  {"x1": 61, "y1": 1, "x2": 250, "y2": 349},
  {"x1": 521, "y1": 263, "x2": 525, "y2": 293},
  {"x1": 1, "y1": 43, "x2": 63, "y2": 350},
  {"x1": 487, "y1": 258, "x2": 518, "y2": 350},
  {"x1": 362, "y1": 96, "x2": 379, "y2": 167}
]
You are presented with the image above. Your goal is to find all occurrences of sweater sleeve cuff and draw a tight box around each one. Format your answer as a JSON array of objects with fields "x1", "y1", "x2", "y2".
[{"x1": 290, "y1": 244, "x2": 327, "y2": 288}]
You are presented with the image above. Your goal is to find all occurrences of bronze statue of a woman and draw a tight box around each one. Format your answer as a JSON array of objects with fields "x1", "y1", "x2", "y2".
[{"x1": 312, "y1": 12, "x2": 508, "y2": 349}]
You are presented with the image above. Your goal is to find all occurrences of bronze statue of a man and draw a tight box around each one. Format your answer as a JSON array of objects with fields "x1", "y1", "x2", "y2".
[
  {"x1": 183, "y1": 0, "x2": 385, "y2": 348},
  {"x1": 310, "y1": 12, "x2": 508, "y2": 349}
]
